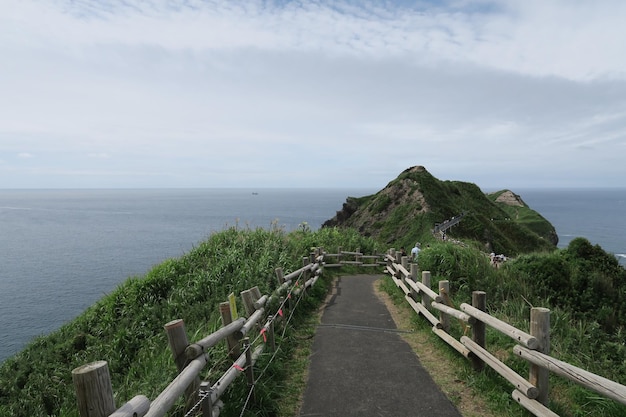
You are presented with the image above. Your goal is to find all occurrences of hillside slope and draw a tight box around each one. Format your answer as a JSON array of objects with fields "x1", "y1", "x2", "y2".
[{"x1": 323, "y1": 166, "x2": 557, "y2": 256}]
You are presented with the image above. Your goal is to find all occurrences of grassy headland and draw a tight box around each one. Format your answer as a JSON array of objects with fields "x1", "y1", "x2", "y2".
[
  {"x1": 324, "y1": 166, "x2": 626, "y2": 416},
  {"x1": 0, "y1": 225, "x2": 381, "y2": 416},
  {"x1": 2, "y1": 166, "x2": 625, "y2": 417}
]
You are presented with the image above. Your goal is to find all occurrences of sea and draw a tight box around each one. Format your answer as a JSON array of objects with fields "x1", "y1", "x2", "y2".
[{"x1": 1, "y1": 187, "x2": 625, "y2": 364}]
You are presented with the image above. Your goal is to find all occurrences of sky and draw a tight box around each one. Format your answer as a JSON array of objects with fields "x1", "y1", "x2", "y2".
[{"x1": 1, "y1": 0, "x2": 625, "y2": 190}]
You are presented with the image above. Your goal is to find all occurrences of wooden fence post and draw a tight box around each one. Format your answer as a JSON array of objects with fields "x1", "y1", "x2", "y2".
[
  {"x1": 220, "y1": 302, "x2": 241, "y2": 360},
  {"x1": 530, "y1": 307, "x2": 551, "y2": 405},
  {"x1": 439, "y1": 280, "x2": 450, "y2": 333},
  {"x1": 241, "y1": 289, "x2": 256, "y2": 317},
  {"x1": 165, "y1": 319, "x2": 190, "y2": 372},
  {"x1": 165, "y1": 319, "x2": 199, "y2": 412},
  {"x1": 303, "y1": 256, "x2": 310, "y2": 282},
  {"x1": 421, "y1": 271, "x2": 431, "y2": 307},
  {"x1": 471, "y1": 291, "x2": 486, "y2": 371},
  {"x1": 275, "y1": 267, "x2": 285, "y2": 285},
  {"x1": 72, "y1": 361, "x2": 116, "y2": 417},
  {"x1": 409, "y1": 263, "x2": 419, "y2": 301},
  {"x1": 199, "y1": 381, "x2": 213, "y2": 417}
]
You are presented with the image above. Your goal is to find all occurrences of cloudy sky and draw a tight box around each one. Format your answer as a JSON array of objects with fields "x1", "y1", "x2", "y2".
[{"x1": 1, "y1": 0, "x2": 625, "y2": 190}]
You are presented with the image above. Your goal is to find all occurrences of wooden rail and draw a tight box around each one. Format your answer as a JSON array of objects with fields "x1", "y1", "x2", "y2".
[
  {"x1": 72, "y1": 252, "x2": 327, "y2": 417},
  {"x1": 321, "y1": 247, "x2": 385, "y2": 268},
  {"x1": 74, "y1": 245, "x2": 626, "y2": 417},
  {"x1": 383, "y1": 251, "x2": 626, "y2": 416}
]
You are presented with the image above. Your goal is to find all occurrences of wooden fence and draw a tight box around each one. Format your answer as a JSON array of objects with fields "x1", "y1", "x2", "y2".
[
  {"x1": 72, "y1": 248, "x2": 379, "y2": 417},
  {"x1": 73, "y1": 245, "x2": 626, "y2": 417},
  {"x1": 320, "y1": 247, "x2": 384, "y2": 268},
  {"x1": 384, "y1": 249, "x2": 626, "y2": 417}
]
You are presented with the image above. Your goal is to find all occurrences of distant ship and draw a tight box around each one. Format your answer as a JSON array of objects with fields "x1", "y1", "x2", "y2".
[{"x1": 252, "y1": 192, "x2": 259, "y2": 195}]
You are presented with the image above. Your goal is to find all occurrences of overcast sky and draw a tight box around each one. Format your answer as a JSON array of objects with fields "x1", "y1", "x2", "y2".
[{"x1": 1, "y1": 0, "x2": 625, "y2": 190}]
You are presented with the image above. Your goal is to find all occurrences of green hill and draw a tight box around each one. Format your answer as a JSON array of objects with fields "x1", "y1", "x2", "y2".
[
  {"x1": 323, "y1": 166, "x2": 557, "y2": 257},
  {"x1": 0, "y1": 227, "x2": 381, "y2": 417}
]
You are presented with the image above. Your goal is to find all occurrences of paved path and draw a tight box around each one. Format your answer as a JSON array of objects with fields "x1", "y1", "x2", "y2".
[{"x1": 298, "y1": 274, "x2": 463, "y2": 417}]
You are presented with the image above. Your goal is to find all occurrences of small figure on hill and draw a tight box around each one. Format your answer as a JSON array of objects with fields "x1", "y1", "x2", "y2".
[
  {"x1": 411, "y1": 242, "x2": 421, "y2": 262},
  {"x1": 400, "y1": 247, "x2": 407, "y2": 257}
]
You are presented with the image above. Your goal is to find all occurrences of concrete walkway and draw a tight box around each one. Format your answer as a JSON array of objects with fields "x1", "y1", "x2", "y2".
[{"x1": 298, "y1": 274, "x2": 463, "y2": 417}]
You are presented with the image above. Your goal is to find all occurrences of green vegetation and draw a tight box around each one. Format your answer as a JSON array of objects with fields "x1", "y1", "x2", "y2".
[
  {"x1": 0, "y1": 225, "x2": 381, "y2": 417},
  {"x1": 324, "y1": 166, "x2": 625, "y2": 416},
  {"x1": 2, "y1": 166, "x2": 625, "y2": 417},
  {"x1": 486, "y1": 189, "x2": 558, "y2": 245},
  {"x1": 324, "y1": 166, "x2": 556, "y2": 256},
  {"x1": 412, "y1": 237, "x2": 626, "y2": 417}
]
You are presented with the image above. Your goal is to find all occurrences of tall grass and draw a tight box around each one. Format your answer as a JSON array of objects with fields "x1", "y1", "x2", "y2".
[
  {"x1": 411, "y1": 238, "x2": 626, "y2": 417},
  {"x1": 0, "y1": 225, "x2": 380, "y2": 416}
]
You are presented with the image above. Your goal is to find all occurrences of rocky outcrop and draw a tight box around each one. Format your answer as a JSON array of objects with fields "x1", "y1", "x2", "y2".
[
  {"x1": 494, "y1": 190, "x2": 525, "y2": 207},
  {"x1": 322, "y1": 165, "x2": 558, "y2": 255}
]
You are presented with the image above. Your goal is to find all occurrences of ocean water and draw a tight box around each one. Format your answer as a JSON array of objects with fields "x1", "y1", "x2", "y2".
[
  {"x1": 1, "y1": 187, "x2": 624, "y2": 364},
  {"x1": 515, "y1": 188, "x2": 626, "y2": 265},
  {"x1": 0, "y1": 188, "x2": 371, "y2": 364}
]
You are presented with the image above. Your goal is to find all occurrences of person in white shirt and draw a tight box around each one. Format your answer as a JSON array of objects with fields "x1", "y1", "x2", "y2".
[{"x1": 411, "y1": 242, "x2": 421, "y2": 262}]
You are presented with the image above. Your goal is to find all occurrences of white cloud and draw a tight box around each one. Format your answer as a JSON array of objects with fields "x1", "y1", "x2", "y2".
[{"x1": 0, "y1": 0, "x2": 625, "y2": 189}]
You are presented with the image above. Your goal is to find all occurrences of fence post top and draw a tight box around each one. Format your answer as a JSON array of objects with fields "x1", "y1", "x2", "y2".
[
  {"x1": 164, "y1": 319, "x2": 184, "y2": 329},
  {"x1": 72, "y1": 360, "x2": 108, "y2": 375}
]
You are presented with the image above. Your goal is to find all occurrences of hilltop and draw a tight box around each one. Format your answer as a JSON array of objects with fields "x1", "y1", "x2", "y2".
[{"x1": 323, "y1": 166, "x2": 557, "y2": 257}]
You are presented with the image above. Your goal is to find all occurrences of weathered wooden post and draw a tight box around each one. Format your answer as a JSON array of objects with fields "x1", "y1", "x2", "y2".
[
  {"x1": 165, "y1": 319, "x2": 199, "y2": 411},
  {"x1": 220, "y1": 302, "x2": 241, "y2": 360},
  {"x1": 471, "y1": 291, "x2": 486, "y2": 371},
  {"x1": 421, "y1": 271, "x2": 431, "y2": 307},
  {"x1": 72, "y1": 361, "x2": 116, "y2": 417},
  {"x1": 199, "y1": 381, "x2": 213, "y2": 417},
  {"x1": 401, "y1": 255, "x2": 409, "y2": 273},
  {"x1": 275, "y1": 267, "x2": 285, "y2": 285},
  {"x1": 303, "y1": 256, "x2": 310, "y2": 284},
  {"x1": 409, "y1": 263, "x2": 419, "y2": 301},
  {"x1": 439, "y1": 280, "x2": 450, "y2": 333},
  {"x1": 530, "y1": 307, "x2": 551, "y2": 405},
  {"x1": 165, "y1": 319, "x2": 190, "y2": 371}
]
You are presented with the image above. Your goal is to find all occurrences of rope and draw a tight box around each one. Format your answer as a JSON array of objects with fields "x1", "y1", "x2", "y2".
[
  {"x1": 181, "y1": 268, "x2": 310, "y2": 417},
  {"x1": 183, "y1": 390, "x2": 210, "y2": 417},
  {"x1": 235, "y1": 270, "x2": 309, "y2": 417}
]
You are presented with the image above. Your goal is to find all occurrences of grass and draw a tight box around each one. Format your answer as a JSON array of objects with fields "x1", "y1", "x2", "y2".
[
  {"x1": 380, "y1": 240, "x2": 626, "y2": 417},
  {"x1": 2, "y1": 221, "x2": 626, "y2": 417},
  {"x1": 0, "y1": 225, "x2": 381, "y2": 417}
]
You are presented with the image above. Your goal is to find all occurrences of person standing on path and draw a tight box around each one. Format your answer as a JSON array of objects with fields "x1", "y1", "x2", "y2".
[{"x1": 411, "y1": 242, "x2": 421, "y2": 263}]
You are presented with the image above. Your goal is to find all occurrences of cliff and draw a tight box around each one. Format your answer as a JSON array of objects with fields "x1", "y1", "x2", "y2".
[{"x1": 323, "y1": 166, "x2": 557, "y2": 256}]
